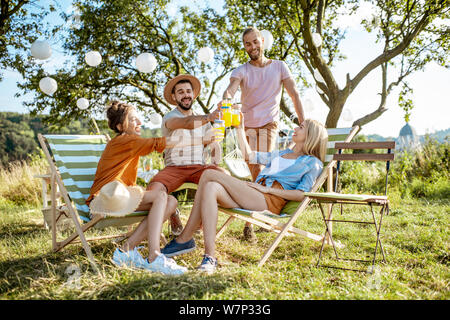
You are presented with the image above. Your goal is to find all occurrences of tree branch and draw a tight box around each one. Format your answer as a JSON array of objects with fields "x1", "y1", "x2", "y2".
[
  {"x1": 316, "y1": 0, "x2": 325, "y2": 34},
  {"x1": 348, "y1": 6, "x2": 437, "y2": 95}
]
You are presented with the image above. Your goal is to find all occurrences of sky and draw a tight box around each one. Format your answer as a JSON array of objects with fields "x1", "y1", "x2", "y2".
[{"x1": 0, "y1": 0, "x2": 449, "y2": 138}]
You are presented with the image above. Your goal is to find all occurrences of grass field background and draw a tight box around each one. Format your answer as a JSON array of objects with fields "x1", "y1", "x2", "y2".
[
  {"x1": 0, "y1": 138, "x2": 448, "y2": 300},
  {"x1": 1, "y1": 196, "x2": 448, "y2": 300}
]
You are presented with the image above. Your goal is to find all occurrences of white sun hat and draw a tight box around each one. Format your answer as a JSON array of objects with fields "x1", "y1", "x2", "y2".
[{"x1": 89, "y1": 181, "x2": 144, "y2": 217}]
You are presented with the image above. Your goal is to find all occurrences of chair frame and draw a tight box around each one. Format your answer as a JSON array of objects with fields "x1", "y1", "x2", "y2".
[
  {"x1": 37, "y1": 133, "x2": 168, "y2": 273},
  {"x1": 216, "y1": 126, "x2": 360, "y2": 267},
  {"x1": 308, "y1": 141, "x2": 395, "y2": 273}
]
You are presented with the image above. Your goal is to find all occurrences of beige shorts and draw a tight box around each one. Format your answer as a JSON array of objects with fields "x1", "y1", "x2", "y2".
[{"x1": 245, "y1": 121, "x2": 279, "y2": 181}]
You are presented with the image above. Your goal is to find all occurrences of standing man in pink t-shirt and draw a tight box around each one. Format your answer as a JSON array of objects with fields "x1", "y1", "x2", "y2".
[{"x1": 220, "y1": 26, "x2": 305, "y2": 241}]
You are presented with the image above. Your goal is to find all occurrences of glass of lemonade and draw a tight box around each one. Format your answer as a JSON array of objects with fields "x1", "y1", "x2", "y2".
[
  {"x1": 213, "y1": 119, "x2": 225, "y2": 137},
  {"x1": 221, "y1": 98, "x2": 232, "y2": 127},
  {"x1": 232, "y1": 103, "x2": 242, "y2": 127}
]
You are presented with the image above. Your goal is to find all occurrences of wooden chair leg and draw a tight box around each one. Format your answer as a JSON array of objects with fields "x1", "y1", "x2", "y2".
[
  {"x1": 257, "y1": 201, "x2": 311, "y2": 267},
  {"x1": 216, "y1": 216, "x2": 235, "y2": 238},
  {"x1": 51, "y1": 173, "x2": 57, "y2": 251}
]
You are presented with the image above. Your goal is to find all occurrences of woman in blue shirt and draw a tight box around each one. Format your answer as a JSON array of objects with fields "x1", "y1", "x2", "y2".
[{"x1": 162, "y1": 116, "x2": 328, "y2": 273}]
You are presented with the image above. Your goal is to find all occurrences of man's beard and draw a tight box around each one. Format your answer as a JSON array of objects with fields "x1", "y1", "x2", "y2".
[
  {"x1": 177, "y1": 98, "x2": 193, "y2": 111},
  {"x1": 248, "y1": 48, "x2": 261, "y2": 61}
]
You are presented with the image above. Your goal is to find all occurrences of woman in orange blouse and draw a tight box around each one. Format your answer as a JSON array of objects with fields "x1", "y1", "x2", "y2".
[{"x1": 88, "y1": 101, "x2": 220, "y2": 275}]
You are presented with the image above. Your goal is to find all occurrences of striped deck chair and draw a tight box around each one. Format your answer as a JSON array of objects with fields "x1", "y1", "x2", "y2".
[
  {"x1": 216, "y1": 126, "x2": 359, "y2": 267},
  {"x1": 37, "y1": 134, "x2": 162, "y2": 272}
]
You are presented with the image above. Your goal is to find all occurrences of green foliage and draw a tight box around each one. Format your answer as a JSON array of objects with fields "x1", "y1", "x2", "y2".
[
  {"x1": 225, "y1": 0, "x2": 450, "y2": 128},
  {"x1": 0, "y1": 113, "x2": 38, "y2": 166},
  {"x1": 338, "y1": 161, "x2": 385, "y2": 194},
  {"x1": 409, "y1": 173, "x2": 450, "y2": 199},
  {"x1": 0, "y1": 111, "x2": 103, "y2": 167},
  {"x1": 391, "y1": 136, "x2": 450, "y2": 199},
  {"x1": 338, "y1": 134, "x2": 450, "y2": 200},
  {"x1": 0, "y1": 1, "x2": 57, "y2": 80},
  {"x1": 6, "y1": 1, "x2": 448, "y2": 130},
  {"x1": 398, "y1": 83, "x2": 414, "y2": 123},
  {"x1": 18, "y1": 0, "x2": 243, "y2": 127},
  {"x1": 0, "y1": 196, "x2": 448, "y2": 299},
  {"x1": 0, "y1": 153, "x2": 47, "y2": 206}
]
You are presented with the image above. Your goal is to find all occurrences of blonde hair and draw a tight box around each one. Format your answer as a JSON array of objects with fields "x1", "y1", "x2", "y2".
[{"x1": 302, "y1": 119, "x2": 328, "y2": 163}]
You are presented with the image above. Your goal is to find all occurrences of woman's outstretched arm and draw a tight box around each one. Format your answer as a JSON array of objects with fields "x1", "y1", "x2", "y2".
[{"x1": 236, "y1": 114, "x2": 254, "y2": 161}]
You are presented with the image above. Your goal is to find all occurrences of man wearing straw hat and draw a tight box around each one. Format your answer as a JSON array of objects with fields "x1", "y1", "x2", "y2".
[
  {"x1": 147, "y1": 74, "x2": 225, "y2": 251},
  {"x1": 220, "y1": 26, "x2": 305, "y2": 241},
  {"x1": 86, "y1": 101, "x2": 221, "y2": 275}
]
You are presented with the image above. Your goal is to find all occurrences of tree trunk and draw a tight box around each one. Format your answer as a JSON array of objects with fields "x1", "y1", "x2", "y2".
[{"x1": 324, "y1": 95, "x2": 347, "y2": 128}]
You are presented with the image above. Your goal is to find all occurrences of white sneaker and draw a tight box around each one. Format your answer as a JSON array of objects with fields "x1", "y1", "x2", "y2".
[
  {"x1": 144, "y1": 252, "x2": 188, "y2": 275},
  {"x1": 112, "y1": 247, "x2": 147, "y2": 269}
]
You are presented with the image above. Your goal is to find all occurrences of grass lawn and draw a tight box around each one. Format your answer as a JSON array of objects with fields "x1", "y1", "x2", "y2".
[{"x1": 0, "y1": 195, "x2": 448, "y2": 300}]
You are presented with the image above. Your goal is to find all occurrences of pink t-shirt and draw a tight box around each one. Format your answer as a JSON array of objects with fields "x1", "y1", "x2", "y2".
[{"x1": 230, "y1": 60, "x2": 293, "y2": 128}]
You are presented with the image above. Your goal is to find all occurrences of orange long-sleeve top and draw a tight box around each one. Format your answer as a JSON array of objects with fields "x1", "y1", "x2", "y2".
[{"x1": 86, "y1": 134, "x2": 166, "y2": 206}]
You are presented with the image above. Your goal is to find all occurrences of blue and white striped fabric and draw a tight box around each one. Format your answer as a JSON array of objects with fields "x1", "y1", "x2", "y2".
[{"x1": 45, "y1": 135, "x2": 107, "y2": 222}]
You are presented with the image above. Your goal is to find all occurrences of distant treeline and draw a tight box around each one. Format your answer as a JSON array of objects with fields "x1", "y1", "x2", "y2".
[
  {"x1": 367, "y1": 130, "x2": 450, "y2": 144},
  {"x1": 1, "y1": 111, "x2": 448, "y2": 168},
  {"x1": 0, "y1": 112, "x2": 160, "y2": 167}
]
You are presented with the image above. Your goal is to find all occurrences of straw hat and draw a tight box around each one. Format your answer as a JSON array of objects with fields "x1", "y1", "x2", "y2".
[
  {"x1": 163, "y1": 74, "x2": 201, "y2": 105},
  {"x1": 89, "y1": 181, "x2": 144, "y2": 217}
]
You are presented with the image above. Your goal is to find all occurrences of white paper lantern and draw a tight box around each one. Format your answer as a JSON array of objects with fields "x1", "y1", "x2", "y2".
[
  {"x1": 311, "y1": 33, "x2": 323, "y2": 47},
  {"x1": 31, "y1": 40, "x2": 52, "y2": 60},
  {"x1": 314, "y1": 69, "x2": 325, "y2": 83},
  {"x1": 149, "y1": 113, "x2": 162, "y2": 125},
  {"x1": 197, "y1": 47, "x2": 214, "y2": 63},
  {"x1": 85, "y1": 51, "x2": 102, "y2": 67},
  {"x1": 260, "y1": 30, "x2": 274, "y2": 50},
  {"x1": 166, "y1": 3, "x2": 178, "y2": 16},
  {"x1": 39, "y1": 77, "x2": 57, "y2": 96},
  {"x1": 76, "y1": 98, "x2": 89, "y2": 110},
  {"x1": 136, "y1": 53, "x2": 157, "y2": 73},
  {"x1": 304, "y1": 99, "x2": 314, "y2": 113},
  {"x1": 342, "y1": 108, "x2": 353, "y2": 122}
]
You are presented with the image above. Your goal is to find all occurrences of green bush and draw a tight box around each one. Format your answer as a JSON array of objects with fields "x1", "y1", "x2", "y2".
[
  {"x1": 0, "y1": 152, "x2": 48, "y2": 206},
  {"x1": 338, "y1": 161, "x2": 383, "y2": 194},
  {"x1": 392, "y1": 136, "x2": 449, "y2": 199},
  {"x1": 338, "y1": 135, "x2": 449, "y2": 200},
  {"x1": 409, "y1": 172, "x2": 450, "y2": 199}
]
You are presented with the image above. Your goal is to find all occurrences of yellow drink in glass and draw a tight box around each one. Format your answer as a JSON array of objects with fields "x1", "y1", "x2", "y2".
[
  {"x1": 232, "y1": 103, "x2": 242, "y2": 126},
  {"x1": 213, "y1": 119, "x2": 225, "y2": 136},
  {"x1": 231, "y1": 113, "x2": 240, "y2": 126},
  {"x1": 222, "y1": 106, "x2": 232, "y2": 127}
]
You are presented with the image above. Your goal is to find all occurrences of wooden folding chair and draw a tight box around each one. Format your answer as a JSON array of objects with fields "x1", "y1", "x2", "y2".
[
  {"x1": 305, "y1": 141, "x2": 395, "y2": 272},
  {"x1": 216, "y1": 126, "x2": 360, "y2": 267},
  {"x1": 37, "y1": 134, "x2": 170, "y2": 273}
]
